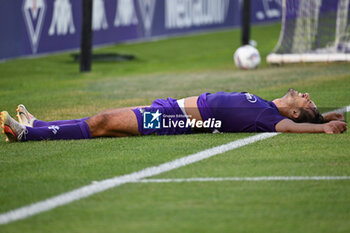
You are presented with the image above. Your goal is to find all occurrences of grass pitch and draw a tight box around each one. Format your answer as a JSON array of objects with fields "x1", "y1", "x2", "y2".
[{"x1": 1, "y1": 23, "x2": 350, "y2": 233}]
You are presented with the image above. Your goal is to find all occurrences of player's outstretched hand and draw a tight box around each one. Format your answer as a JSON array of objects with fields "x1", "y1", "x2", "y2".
[
  {"x1": 323, "y1": 112, "x2": 345, "y2": 122},
  {"x1": 323, "y1": 120, "x2": 347, "y2": 134}
]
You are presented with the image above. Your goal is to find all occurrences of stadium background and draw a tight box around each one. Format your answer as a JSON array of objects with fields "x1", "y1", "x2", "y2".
[
  {"x1": 0, "y1": 0, "x2": 281, "y2": 61},
  {"x1": 1, "y1": 0, "x2": 350, "y2": 233}
]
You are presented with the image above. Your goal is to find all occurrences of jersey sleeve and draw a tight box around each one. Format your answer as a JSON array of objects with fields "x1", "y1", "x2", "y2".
[{"x1": 256, "y1": 108, "x2": 286, "y2": 132}]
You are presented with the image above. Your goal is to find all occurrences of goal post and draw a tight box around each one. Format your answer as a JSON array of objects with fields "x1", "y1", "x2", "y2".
[{"x1": 267, "y1": 0, "x2": 350, "y2": 64}]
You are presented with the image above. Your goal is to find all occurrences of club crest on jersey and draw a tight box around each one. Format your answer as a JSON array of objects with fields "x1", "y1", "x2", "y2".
[
  {"x1": 245, "y1": 93, "x2": 257, "y2": 103},
  {"x1": 22, "y1": 0, "x2": 46, "y2": 54}
]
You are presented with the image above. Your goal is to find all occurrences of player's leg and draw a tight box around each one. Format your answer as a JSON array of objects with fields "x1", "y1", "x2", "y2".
[
  {"x1": 1, "y1": 108, "x2": 141, "y2": 142},
  {"x1": 16, "y1": 104, "x2": 88, "y2": 127},
  {"x1": 1, "y1": 111, "x2": 91, "y2": 142},
  {"x1": 21, "y1": 108, "x2": 141, "y2": 140},
  {"x1": 1, "y1": 111, "x2": 28, "y2": 142},
  {"x1": 17, "y1": 104, "x2": 147, "y2": 128},
  {"x1": 87, "y1": 109, "x2": 140, "y2": 137}
]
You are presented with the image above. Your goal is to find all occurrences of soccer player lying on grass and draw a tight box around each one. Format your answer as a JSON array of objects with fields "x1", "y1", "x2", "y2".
[{"x1": 0, "y1": 88, "x2": 347, "y2": 142}]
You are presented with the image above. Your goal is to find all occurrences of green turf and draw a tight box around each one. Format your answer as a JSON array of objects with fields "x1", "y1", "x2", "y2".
[{"x1": 0, "y1": 23, "x2": 350, "y2": 233}]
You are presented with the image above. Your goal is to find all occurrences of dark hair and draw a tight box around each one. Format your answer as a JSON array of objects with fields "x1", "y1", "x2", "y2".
[{"x1": 293, "y1": 108, "x2": 324, "y2": 124}]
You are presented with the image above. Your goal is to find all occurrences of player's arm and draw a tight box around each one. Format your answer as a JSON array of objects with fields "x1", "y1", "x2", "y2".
[
  {"x1": 275, "y1": 118, "x2": 347, "y2": 134},
  {"x1": 322, "y1": 112, "x2": 344, "y2": 122}
]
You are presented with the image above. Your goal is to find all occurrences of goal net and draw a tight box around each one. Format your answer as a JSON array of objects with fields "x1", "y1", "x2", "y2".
[{"x1": 267, "y1": 0, "x2": 350, "y2": 64}]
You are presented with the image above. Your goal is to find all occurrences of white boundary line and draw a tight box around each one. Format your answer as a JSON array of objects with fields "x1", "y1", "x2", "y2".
[
  {"x1": 136, "y1": 176, "x2": 350, "y2": 183},
  {"x1": 0, "y1": 133, "x2": 277, "y2": 225},
  {"x1": 0, "y1": 105, "x2": 349, "y2": 225},
  {"x1": 335, "y1": 105, "x2": 350, "y2": 114}
]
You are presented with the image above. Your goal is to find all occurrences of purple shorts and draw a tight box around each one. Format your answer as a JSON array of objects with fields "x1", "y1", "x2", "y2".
[
  {"x1": 197, "y1": 92, "x2": 214, "y2": 122},
  {"x1": 132, "y1": 97, "x2": 192, "y2": 135},
  {"x1": 132, "y1": 94, "x2": 215, "y2": 135}
]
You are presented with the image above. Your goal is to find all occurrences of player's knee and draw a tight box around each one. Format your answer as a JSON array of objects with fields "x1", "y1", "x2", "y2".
[{"x1": 87, "y1": 113, "x2": 109, "y2": 137}]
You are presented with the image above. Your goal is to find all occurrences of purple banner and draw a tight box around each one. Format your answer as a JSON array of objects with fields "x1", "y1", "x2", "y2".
[
  {"x1": 251, "y1": 0, "x2": 282, "y2": 23},
  {"x1": 0, "y1": 0, "x2": 281, "y2": 61}
]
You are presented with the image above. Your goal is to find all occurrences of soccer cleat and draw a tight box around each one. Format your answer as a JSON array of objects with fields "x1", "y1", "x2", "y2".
[
  {"x1": 16, "y1": 104, "x2": 36, "y2": 127},
  {"x1": 1, "y1": 111, "x2": 27, "y2": 142}
]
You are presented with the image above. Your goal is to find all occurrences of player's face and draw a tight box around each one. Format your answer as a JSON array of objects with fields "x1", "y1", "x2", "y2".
[{"x1": 286, "y1": 88, "x2": 318, "y2": 114}]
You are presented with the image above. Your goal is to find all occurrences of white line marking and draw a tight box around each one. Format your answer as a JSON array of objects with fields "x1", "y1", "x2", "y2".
[
  {"x1": 136, "y1": 176, "x2": 350, "y2": 183},
  {"x1": 326, "y1": 105, "x2": 350, "y2": 114},
  {"x1": 0, "y1": 133, "x2": 277, "y2": 225},
  {"x1": 342, "y1": 105, "x2": 350, "y2": 113}
]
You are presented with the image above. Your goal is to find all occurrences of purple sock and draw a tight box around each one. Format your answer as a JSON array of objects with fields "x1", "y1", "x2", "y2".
[
  {"x1": 23, "y1": 121, "x2": 92, "y2": 141},
  {"x1": 33, "y1": 117, "x2": 89, "y2": 127}
]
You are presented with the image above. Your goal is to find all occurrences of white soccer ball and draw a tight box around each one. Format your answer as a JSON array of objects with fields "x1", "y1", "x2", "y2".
[{"x1": 233, "y1": 45, "x2": 261, "y2": 70}]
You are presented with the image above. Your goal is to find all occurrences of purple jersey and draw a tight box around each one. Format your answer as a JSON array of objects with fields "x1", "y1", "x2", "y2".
[{"x1": 199, "y1": 92, "x2": 286, "y2": 132}]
